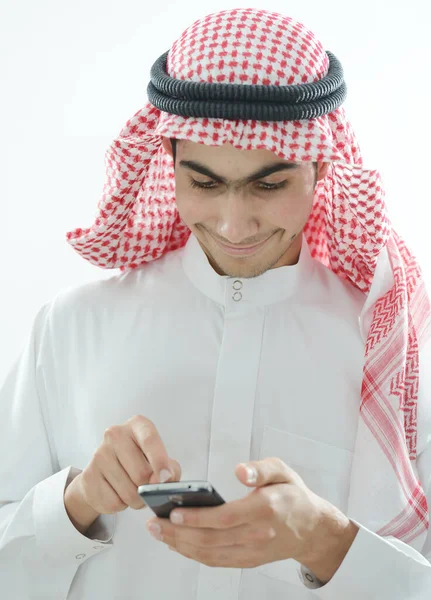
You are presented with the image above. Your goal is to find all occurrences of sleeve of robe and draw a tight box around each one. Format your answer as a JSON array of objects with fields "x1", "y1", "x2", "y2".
[
  {"x1": 300, "y1": 336, "x2": 431, "y2": 600},
  {"x1": 0, "y1": 302, "x2": 116, "y2": 600}
]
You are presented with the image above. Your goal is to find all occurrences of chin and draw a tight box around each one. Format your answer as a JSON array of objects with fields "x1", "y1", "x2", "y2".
[{"x1": 210, "y1": 252, "x2": 275, "y2": 279}]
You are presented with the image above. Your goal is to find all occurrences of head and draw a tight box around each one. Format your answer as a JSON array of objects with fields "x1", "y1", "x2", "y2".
[{"x1": 163, "y1": 137, "x2": 329, "y2": 278}]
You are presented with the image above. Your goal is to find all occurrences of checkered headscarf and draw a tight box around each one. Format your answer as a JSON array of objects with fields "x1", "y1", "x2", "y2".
[{"x1": 66, "y1": 8, "x2": 431, "y2": 547}]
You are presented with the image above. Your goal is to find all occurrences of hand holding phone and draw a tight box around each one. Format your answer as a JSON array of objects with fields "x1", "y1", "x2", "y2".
[{"x1": 138, "y1": 480, "x2": 225, "y2": 518}]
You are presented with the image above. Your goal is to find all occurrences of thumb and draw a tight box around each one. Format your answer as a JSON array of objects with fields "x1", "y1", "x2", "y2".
[{"x1": 235, "y1": 458, "x2": 298, "y2": 488}]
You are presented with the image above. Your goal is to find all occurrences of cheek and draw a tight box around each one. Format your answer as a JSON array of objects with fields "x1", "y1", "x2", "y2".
[
  {"x1": 174, "y1": 193, "x2": 209, "y2": 226},
  {"x1": 269, "y1": 190, "x2": 314, "y2": 227}
]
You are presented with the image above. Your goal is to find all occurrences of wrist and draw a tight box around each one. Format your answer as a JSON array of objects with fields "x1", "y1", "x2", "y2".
[
  {"x1": 64, "y1": 475, "x2": 100, "y2": 536},
  {"x1": 300, "y1": 505, "x2": 359, "y2": 584}
]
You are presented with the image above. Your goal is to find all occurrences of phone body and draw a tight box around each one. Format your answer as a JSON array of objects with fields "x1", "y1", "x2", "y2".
[{"x1": 138, "y1": 480, "x2": 226, "y2": 518}]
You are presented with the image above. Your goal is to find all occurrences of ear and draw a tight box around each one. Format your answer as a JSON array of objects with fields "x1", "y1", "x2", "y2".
[
  {"x1": 316, "y1": 161, "x2": 330, "y2": 182},
  {"x1": 161, "y1": 137, "x2": 173, "y2": 157}
]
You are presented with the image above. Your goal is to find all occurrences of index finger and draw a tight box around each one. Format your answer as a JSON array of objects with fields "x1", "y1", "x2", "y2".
[{"x1": 129, "y1": 416, "x2": 173, "y2": 482}]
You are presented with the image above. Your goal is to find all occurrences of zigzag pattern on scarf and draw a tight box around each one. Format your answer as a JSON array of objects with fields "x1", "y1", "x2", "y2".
[
  {"x1": 389, "y1": 332, "x2": 420, "y2": 459},
  {"x1": 366, "y1": 266, "x2": 406, "y2": 355}
]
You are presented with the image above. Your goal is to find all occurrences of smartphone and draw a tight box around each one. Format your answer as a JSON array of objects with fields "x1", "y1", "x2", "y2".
[{"x1": 138, "y1": 480, "x2": 225, "y2": 518}]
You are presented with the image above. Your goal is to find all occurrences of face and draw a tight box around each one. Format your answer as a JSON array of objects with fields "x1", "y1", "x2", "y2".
[{"x1": 162, "y1": 138, "x2": 329, "y2": 278}]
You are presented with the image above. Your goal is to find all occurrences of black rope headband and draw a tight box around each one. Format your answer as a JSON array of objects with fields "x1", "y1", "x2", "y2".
[{"x1": 147, "y1": 50, "x2": 347, "y2": 121}]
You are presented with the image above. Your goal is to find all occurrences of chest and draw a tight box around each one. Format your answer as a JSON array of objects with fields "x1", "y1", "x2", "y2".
[{"x1": 55, "y1": 299, "x2": 363, "y2": 504}]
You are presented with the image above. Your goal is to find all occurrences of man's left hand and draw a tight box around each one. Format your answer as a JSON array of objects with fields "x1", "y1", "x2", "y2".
[{"x1": 146, "y1": 458, "x2": 359, "y2": 582}]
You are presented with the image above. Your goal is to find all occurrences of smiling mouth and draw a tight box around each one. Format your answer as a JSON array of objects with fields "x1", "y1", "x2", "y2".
[{"x1": 212, "y1": 234, "x2": 273, "y2": 256}]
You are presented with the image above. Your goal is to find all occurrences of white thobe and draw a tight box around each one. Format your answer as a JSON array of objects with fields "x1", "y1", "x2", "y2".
[{"x1": 1, "y1": 232, "x2": 430, "y2": 600}]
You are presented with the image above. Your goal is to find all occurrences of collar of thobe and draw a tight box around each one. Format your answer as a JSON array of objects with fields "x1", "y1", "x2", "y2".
[{"x1": 181, "y1": 232, "x2": 316, "y2": 308}]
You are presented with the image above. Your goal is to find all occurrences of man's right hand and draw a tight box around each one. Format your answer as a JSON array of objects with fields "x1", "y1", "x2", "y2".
[{"x1": 64, "y1": 415, "x2": 181, "y2": 534}]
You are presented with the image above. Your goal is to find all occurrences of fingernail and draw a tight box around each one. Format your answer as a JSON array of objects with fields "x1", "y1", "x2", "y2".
[
  {"x1": 170, "y1": 511, "x2": 184, "y2": 524},
  {"x1": 159, "y1": 469, "x2": 173, "y2": 483},
  {"x1": 245, "y1": 465, "x2": 257, "y2": 484},
  {"x1": 147, "y1": 522, "x2": 163, "y2": 540}
]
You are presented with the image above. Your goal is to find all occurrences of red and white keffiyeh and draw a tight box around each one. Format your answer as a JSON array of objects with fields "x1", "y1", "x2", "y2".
[{"x1": 66, "y1": 8, "x2": 431, "y2": 548}]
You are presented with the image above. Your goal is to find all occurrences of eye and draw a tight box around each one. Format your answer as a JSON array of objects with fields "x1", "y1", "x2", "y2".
[
  {"x1": 190, "y1": 179, "x2": 218, "y2": 190},
  {"x1": 189, "y1": 179, "x2": 287, "y2": 192},
  {"x1": 255, "y1": 181, "x2": 287, "y2": 191}
]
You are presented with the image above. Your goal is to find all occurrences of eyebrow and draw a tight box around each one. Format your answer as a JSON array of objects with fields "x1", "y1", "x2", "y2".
[{"x1": 179, "y1": 159, "x2": 299, "y2": 186}]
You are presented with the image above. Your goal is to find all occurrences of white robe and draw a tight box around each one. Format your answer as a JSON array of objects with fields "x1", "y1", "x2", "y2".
[{"x1": 1, "y1": 232, "x2": 430, "y2": 599}]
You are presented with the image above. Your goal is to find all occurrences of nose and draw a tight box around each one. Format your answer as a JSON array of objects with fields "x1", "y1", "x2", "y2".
[{"x1": 215, "y1": 192, "x2": 259, "y2": 245}]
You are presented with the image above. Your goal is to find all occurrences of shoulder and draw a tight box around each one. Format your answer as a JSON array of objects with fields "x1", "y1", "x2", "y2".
[
  {"x1": 45, "y1": 247, "x2": 185, "y2": 328},
  {"x1": 307, "y1": 257, "x2": 367, "y2": 319}
]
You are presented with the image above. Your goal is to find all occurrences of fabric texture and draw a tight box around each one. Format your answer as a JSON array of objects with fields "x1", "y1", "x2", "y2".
[{"x1": 66, "y1": 8, "x2": 431, "y2": 545}]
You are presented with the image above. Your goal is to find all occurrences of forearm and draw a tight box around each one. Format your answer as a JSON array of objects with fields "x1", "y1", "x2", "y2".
[
  {"x1": 1, "y1": 468, "x2": 113, "y2": 600},
  {"x1": 302, "y1": 520, "x2": 431, "y2": 599}
]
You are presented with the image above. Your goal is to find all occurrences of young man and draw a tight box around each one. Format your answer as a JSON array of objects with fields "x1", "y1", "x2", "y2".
[{"x1": 1, "y1": 8, "x2": 430, "y2": 600}]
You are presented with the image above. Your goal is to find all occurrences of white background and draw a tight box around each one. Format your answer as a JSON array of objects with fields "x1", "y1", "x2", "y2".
[{"x1": 1, "y1": 0, "x2": 430, "y2": 382}]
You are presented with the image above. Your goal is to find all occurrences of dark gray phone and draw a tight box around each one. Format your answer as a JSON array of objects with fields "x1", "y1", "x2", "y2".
[{"x1": 138, "y1": 480, "x2": 225, "y2": 518}]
